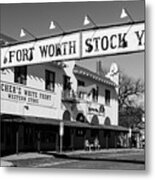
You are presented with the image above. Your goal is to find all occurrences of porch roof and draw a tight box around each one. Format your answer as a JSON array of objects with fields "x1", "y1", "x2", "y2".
[{"x1": 1, "y1": 114, "x2": 131, "y2": 132}]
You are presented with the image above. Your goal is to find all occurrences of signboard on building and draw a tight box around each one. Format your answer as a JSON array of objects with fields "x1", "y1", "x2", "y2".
[
  {"x1": 88, "y1": 103, "x2": 105, "y2": 116},
  {"x1": 82, "y1": 22, "x2": 144, "y2": 58},
  {"x1": 0, "y1": 81, "x2": 56, "y2": 107},
  {"x1": 0, "y1": 21, "x2": 145, "y2": 68},
  {"x1": 1, "y1": 33, "x2": 80, "y2": 68}
]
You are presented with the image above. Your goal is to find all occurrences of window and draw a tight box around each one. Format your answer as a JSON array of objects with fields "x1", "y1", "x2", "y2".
[
  {"x1": 105, "y1": 89, "x2": 111, "y2": 105},
  {"x1": 92, "y1": 86, "x2": 99, "y2": 102},
  {"x1": 14, "y1": 66, "x2": 27, "y2": 85},
  {"x1": 45, "y1": 70, "x2": 55, "y2": 92},
  {"x1": 77, "y1": 80, "x2": 85, "y2": 99},
  {"x1": 78, "y1": 80, "x2": 85, "y2": 87},
  {"x1": 63, "y1": 75, "x2": 71, "y2": 90}
]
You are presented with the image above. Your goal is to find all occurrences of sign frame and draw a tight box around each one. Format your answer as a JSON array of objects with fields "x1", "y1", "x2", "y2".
[{"x1": 0, "y1": 21, "x2": 145, "y2": 69}]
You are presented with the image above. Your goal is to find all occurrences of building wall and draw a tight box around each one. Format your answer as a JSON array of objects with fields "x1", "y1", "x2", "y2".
[
  {"x1": 1, "y1": 63, "x2": 64, "y2": 120},
  {"x1": 1, "y1": 63, "x2": 118, "y2": 125},
  {"x1": 72, "y1": 74, "x2": 118, "y2": 125}
]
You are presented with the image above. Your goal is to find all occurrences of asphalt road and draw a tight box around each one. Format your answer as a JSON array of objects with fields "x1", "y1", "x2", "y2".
[{"x1": 38, "y1": 150, "x2": 145, "y2": 170}]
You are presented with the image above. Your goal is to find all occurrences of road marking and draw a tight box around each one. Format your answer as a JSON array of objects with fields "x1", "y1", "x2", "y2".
[{"x1": 33, "y1": 160, "x2": 79, "y2": 168}]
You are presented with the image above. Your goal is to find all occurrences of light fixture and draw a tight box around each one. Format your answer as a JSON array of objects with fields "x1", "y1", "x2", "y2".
[
  {"x1": 49, "y1": 20, "x2": 65, "y2": 34},
  {"x1": 120, "y1": 8, "x2": 134, "y2": 46},
  {"x1": 83, "y1": 14, "x2": 98, "y2": 28},
  {"x1": 20, "y1": 29, "x2": 26, "y2": 37},
  {"x1": 120, "y1": 8, "x2": 128, "y2": 19},
  {"x1": 84, "y1": 15, "x2": 90, "y2": 25},
  {"x1": 120, "y1": 8, "x2": 134, "y2": 22},
  {"x1": 49, "y1": 21, "x2": 56, "y2": 30},
  {"x1": 20, "y1": 28, "x2": 37, "y2": 40}
]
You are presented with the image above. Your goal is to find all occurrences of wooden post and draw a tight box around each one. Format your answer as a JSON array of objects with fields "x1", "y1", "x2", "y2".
[
  {"x1": 16, "y1": 125, "x2": 19, "y2": 155},
  {"x1": 106, "y1": 134, "x2": 108, "y2": 149},
  {"x1": 114, "y1": 133, "x2": 117, "y2": 148},
  {"x1": 37, "y1": 130, "x2": 40, "y2": 153},
  {"x1": 71, "y1": 128, "x2": 74, "y2": 150},
  {"x1": 55, "y1": 133, "x2": 59, "y2": 152},
  {"x1": 60, "y1": 135, "x2": 63, "y2": 153}
]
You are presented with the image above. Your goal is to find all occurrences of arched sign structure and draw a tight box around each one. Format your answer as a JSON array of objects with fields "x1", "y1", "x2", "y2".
[{"x1": 0, "y1": 21, "x2": 145, "y2": 69}]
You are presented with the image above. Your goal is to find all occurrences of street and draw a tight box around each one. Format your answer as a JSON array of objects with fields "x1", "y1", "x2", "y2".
[{"x1": 4, "y1": 149, "x2": 145, "y2": 170}]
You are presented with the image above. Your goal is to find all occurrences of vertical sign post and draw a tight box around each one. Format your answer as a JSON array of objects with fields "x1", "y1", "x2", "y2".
[{"x1": 59, "y1": 121, "x2": 64, "y2": 153}]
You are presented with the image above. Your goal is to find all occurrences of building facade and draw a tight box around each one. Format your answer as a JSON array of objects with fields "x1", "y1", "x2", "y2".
[{"x1": 0, "y1": 34, "x2": 134, "y2": 155}]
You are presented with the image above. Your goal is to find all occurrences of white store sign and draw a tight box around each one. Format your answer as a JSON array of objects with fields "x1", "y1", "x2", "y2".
[
  {"x1": 82, "y1": 22, "x2": 145, "y2": 58},
  {"x1": 0, "y1": 81, "x2": 56, "y2": 107},
  {"x1": 1, "y1": 33, "x2": 80, "y2": 68}
]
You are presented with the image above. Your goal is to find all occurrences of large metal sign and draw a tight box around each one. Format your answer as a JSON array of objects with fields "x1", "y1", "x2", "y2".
[
  {"x1": 1, "y1": 33, "x2": 80, "y2": 68},
  {"x1": 82, "y1": 22, "x2": 145, "y2": 58},
  {"x1": 0, "y1": 22, "x2": 145, "y2": 69}
]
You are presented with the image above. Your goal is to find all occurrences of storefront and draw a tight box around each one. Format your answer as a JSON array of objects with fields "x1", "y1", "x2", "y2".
[{"x1": 0, "y1": 31, "x2": 141, "y2": 156}]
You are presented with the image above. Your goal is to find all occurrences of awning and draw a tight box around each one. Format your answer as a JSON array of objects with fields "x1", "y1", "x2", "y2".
[
  {"x1": 64, "y1": 120, "x2": 129, "y2": 132},
  {"x1": 0, "y1": 114, "x2": 60, "y2": 126},
  {"x1": 1, "y1": 113, "x2": 129, "y2": 132}
]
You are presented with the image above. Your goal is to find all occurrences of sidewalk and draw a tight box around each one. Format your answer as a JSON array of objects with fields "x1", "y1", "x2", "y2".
[
  {"x1": 2, "y1": 152, "x2": 53, "y2": 161},
  {"x1": 61, "y1": 148, "x2": 144, "y2": 156},
  {"x1": 1, "y1": 148, "x2": 144, "y2": 167},
  {"x1": 49, "y1": 148, "x2": 144, "y2": 160}
]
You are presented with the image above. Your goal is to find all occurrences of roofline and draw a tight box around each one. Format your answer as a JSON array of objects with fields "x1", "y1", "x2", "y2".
[{"x1": 73, "y1": 64, "x2": 116, "y2": 87}]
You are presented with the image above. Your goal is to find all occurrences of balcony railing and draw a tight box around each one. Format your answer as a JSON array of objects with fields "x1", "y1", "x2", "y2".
[
  {"x1": 62, "y1": 90, "x2": 77, "y2": 103},
  {"x1": 62, "y1": 90, "x2": 87, "y2": 103}
]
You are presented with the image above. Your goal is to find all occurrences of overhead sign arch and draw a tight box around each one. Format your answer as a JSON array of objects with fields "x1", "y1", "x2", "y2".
[{"x1": 0, "y1": 21, "x2": 145, "y2": 69}]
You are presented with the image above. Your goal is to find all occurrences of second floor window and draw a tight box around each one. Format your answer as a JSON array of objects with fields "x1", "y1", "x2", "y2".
[
  {"x1": 45, "y1": 70, "x2": 55, "y2": 92},
  {"x1": 105, "y1": 89, "x2": 111, "y2": 106},
  {"x1": 78, "y1": 80, "x2": 85, "y2": 87},
  {"x1": 14, "y1": 66, "x2": 27, "y2": 85},
  {"x1": 63, "y1": 75, "x2": 71, "y2": 91},
  {"x1": 92, "y1": 86, "x2": 99, "y2": 102}
]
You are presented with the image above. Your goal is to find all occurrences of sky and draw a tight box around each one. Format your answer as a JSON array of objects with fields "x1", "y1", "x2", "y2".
[{"x1": 0, "y1": 0, "x2": 145, "y2": 80}]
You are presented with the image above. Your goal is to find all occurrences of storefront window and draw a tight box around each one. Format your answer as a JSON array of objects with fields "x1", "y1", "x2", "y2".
[
  {"x1": 14, "y1": 66, "x2": 27, "y2": 85},
  {"x1": 45, "y1": 70, "x2": 55, "y2": 92}
]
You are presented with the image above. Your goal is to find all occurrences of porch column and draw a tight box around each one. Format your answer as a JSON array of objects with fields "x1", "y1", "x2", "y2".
[
  {"x1": 59, "y1": 121, "x2": 64, "y2": 153},
  {"x1": 70, "y1": 128, "x2": 75, "y2": 150},
  {"x1": 114, "y1": 132, "x2": 117, "y2": 148},
  {"x1": 15, "y1": 124, "x2": 19, "y2": 155},
  {"x1": 55, "y1": 133, "x2": 59, "y2": 152},
  {"x1": 106, "y1": 134, "x2": 109, "y2": 149},
  {"x1": 37, "y1": 130, "x2": 41, "y2": 153}
]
